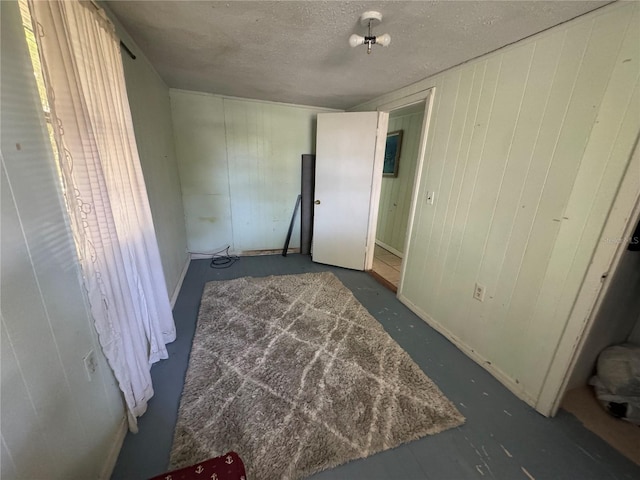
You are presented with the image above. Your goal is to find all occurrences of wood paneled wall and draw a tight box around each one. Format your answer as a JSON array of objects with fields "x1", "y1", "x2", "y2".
[
  {"x1": 170, "y1": 90, "x2": 338, "y2": 254},
  {"x1": 376, "y1": 110, "x2": 424, "y2": 255},
  {"x1": 355, "y1": 2, "x2": 640, "y2": 407},
  {"x1": 111, "y1": 10, "x2": 189, "y2": 299},
  {"x1": 1, "y1": 2, "x2": 125, "y2": 478}
]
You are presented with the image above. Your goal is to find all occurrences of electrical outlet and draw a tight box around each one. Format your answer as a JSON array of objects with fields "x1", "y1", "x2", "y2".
[
  {"x1": 83, "y1": 349, "x2": 97, "y2": 381},
  {"x1": 473, "y1": 283, "x2": 485, "y2": 302},
  {"x1": 426, "y1": 191, "x2": 435, "y2": 204}
]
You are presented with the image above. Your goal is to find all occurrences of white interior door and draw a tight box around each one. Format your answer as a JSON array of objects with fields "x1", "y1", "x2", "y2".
[{"x1": 312, "y1": 111, "x2": 388, "y2": 270}]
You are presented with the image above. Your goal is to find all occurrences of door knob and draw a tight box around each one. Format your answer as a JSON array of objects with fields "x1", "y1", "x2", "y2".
[{"x1": 315, "y1": 200, "x2": 321, "y2": 205}]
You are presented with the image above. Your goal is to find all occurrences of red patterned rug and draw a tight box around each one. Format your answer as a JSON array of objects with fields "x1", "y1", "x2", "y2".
[{"x1": 149, "y1": 451, "x2": 245, "y2": 480}]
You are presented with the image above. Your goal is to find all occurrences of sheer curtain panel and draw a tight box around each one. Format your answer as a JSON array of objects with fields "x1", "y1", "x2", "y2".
[{"x1": 28, "y1": 0, "x2": 176, "y2": 431}]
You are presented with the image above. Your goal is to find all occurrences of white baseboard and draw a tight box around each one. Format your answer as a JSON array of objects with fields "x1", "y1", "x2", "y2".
[
  {"x1": 190, "y1": 248, "x2": 299, "y2": 259},
  {"x1": 190, "y1": 252, "x2": 214, "y2": 260},
  {"x1": 170, "y1": 254, "x2": 191, "y2": 308},
  {"x1": 239, "y1": 248, "x2": 300, "y2": 256},
  {"x1": 99, "y1": 415, "x2": 127, "y2": 480},
  {"x1": 375, "y1": 240, "x2": 404, "y2": 258},
  {"x1": 397, "y1": 293, "x2": 538, "y2": 410}
]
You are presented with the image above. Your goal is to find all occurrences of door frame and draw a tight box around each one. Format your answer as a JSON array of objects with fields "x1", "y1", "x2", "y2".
[
  {"x1": 367, "y1": 88, "x2": 435, "y2": 293},
  {"x1": 364, "y1": 112, "x2": 390, "y2": 270},
  {"x1": 536, "y1": 136, "x2": 640, "y2": 415}
]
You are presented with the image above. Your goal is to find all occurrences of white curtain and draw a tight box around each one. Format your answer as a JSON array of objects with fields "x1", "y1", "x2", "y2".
[{"x1": 28, "y1": 0, "x2": 176, "y2": 431}]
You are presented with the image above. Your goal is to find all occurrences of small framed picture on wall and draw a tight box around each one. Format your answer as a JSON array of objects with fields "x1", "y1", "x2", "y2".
[{"x1": 383, "y1": 130, "x2": 403, "y2": 178}]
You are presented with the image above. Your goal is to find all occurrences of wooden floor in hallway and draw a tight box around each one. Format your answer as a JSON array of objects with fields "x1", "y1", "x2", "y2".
[
  {"x1": 371, "y1": 245, "x2": 402, "y2": 291},
  {"x1": 562, "y1": 385, "x2": 640, "y2": 466},
  {"x1": 111, "y1": 254, "x2": 640, "y2": 480}
]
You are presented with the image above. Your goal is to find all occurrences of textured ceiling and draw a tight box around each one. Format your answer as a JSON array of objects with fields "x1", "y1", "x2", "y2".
[{"x1": 107, "y1": 1, "x2": 611, "y2": 109}]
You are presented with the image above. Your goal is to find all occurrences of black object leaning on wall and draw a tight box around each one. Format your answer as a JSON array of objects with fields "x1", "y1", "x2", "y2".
[
  {"x1": 301, "y1": 154, "x2": 316, "y2": 255},
  {"x1": 628, "y1": 218, "x2": 640, "y2": 251}
]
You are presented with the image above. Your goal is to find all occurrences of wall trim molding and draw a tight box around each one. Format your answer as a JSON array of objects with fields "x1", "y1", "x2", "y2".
[
  {"x1": 170, "y1": 255, "x2": 191, "y2": 309},
  {"x1": 170, "y1": 88, "x2": 342, "y2": 113},
  {"x1": 397, "y1": 93, "x2": 434, "y2": 295},
  {"x1": 375, "y1": 89, "x2": 433, "y2": 114},
  {"x1": 398, "y1": 293, "x2": 538, "y2": 410},
  {"x1": 99, "y1": 415, "x2": 127, "y2": 480},
  {"x1": 374, "y1": 240, "x2": 404, "y2": 258},
  {"x1": 191, "y1": 253, "x2": 216, "y2": 260}
]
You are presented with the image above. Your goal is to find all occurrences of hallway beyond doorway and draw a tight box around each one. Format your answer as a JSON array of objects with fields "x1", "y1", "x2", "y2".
[{"x1": 371, "y1": 244, "x2": 401, "y2": 292}]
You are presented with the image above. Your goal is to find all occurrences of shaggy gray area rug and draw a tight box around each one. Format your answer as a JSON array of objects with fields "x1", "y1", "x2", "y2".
[{"x1": 170, "y1": 272, "x2": 464, "y2": 479}]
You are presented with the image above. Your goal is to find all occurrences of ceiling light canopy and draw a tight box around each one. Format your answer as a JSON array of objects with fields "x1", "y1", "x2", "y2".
[{"x1": 349, "y1": 11, "x2": 391, "y2": 54}]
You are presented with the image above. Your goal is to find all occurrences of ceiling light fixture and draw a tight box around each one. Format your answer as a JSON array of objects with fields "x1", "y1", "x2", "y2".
[{"x1": 349, "y1": 11, "x2": 391, "y2": 54}]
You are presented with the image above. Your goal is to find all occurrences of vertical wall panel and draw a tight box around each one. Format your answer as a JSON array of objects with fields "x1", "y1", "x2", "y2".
[
  {"x1": 225, "y1": 99, "x2": 322, "y2": 251},
  {"x1": 1, "y1": 434, "x2": 18, "y2": 479},
  {"x1": 430, "y1": 56, "x2": 504, "y2": 338},
  {"x1": 430, "y1": 64, "x2": 477, "y2": 318},
  {"x1": 438, "y1": 57, "x2": 492, "y2": 315},
  {"x1": 353, "y1": 2, "x2": 640, "y2": 406},
  {"x1": 484, "y1": 29, "x2": 565, "y2": 362},
  {"x1": 170, "y1": 89, "x2": 337, "y2": 254},
  {"x1": 403, "y1": 72, "x2": 460, "y2": 303},
  {"x1": 521, "y1": 6, "x2": 640, "y2": 393},
  {"x1": 170, "y1": 92, "x2": 233, "y2": 253},
  {"x1": 1, "y1": 175, "x2": 84, "y2": 478},
  {"x1": 109, "y1": 9, "x2": 190, "y2": 297},
  {"x1": 492, "y1": 22, "x2": 592, "y2": 383},
  {"x1": 1, "y1": 312, "x2": 53, "y2": 479},
  {"x1": 1, "y1": 2, "x2": 125, "y2": 478}
]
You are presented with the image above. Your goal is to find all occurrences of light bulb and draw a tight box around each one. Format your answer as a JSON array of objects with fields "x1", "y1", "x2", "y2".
[
  {"x1": 349, "y1": 34, "x2": 365, "y2": 47},
  {"x1": 377, "y1": 33, "x2": 391, "y2": 47}
]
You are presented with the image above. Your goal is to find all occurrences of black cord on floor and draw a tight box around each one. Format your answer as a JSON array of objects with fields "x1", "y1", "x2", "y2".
[{"x1": 210, "y1": 246, "x2": 239, "y2": 269}]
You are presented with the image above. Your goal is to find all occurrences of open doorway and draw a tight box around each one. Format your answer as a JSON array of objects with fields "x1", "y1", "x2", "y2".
[
  {"x1": 559, "y1": 212, "x2": 640, "y2": 465},
  {"x1": 370, "y1": 101, "x2": 426, "y2": 292},
  {"x1": 542, "y1": 138, "x2": 640, "y2": 464}
]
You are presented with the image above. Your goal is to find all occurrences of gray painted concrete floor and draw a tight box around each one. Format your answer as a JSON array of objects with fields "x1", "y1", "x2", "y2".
[{"x1": 112, "y1": 255, "x2": 640, "y2": 480}]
